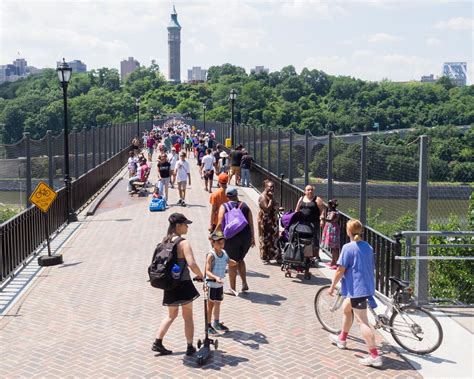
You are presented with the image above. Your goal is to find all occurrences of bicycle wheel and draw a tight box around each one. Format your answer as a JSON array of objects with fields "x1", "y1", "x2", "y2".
[
  {"x1": 314, "y1": 285, "x2": 345, "y2": 333},
  {"x1": 390, "y1": 305, "x2": 443, "y2": 355}
]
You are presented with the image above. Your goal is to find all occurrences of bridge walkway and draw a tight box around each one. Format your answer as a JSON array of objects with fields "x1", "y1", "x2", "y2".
[{"x1": 0, "y1": 153, "x2": 421, "y2": 377}]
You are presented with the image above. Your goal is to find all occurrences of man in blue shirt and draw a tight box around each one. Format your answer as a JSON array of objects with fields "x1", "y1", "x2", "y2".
[{"x1": 328, "y1": 219, "x2": 382, "y2": 368}]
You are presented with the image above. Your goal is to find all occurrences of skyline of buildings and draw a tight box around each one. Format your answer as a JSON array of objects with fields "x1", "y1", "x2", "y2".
[
  {"x1": 251, "y1": 66, "x2": 269, "y2": 75},
  {"x1": 56, "y1": 59, "x2": 87, "y2": 73}
]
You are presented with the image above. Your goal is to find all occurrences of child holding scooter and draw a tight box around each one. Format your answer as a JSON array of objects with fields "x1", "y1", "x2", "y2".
[{"x1": 205, "y1": 231, "x2": 237, "y2": 335}]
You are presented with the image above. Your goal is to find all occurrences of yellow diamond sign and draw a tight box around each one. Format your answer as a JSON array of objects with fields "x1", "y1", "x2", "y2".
[{"x1": 30, "y1": 181, "x2": 57, "y2": 213}]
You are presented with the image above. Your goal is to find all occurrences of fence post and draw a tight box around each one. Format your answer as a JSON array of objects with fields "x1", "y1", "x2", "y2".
[
  {"x1": 327, "y1": 132, "x2": 333, "y2": 200},
  {"x1": 392, "y1": 232, "x2": 403, "y2": 293},
  {"x1": 359, "y1": 135, "x2": 367, "y2": 224},
  {"x1": 277, "y1": 128, "x2": 281, "y2": 176},
  {"x1": 98, "y1": 127, "x2": 102, "y2": 164},
  {"x1": 24, "y1": 132, "x2": 32, "y2": 207},
  {"x1": 83, "y1": 127, "x2": 88, "y2": 173},
  {"x1": 104, "y1": 126, "x2": 108, "y2": 161},
  {"x1": 260, "y1": 125, "x2": 264, "y2": 168},
  {"x1": 74, "y1": 128, "x2": 79, "y2": 178},
  {"x1": 47, "y1": 130, "x2": 54, "y2": 188},
  {"x1": 415, "y1": 135, "x2": 429, "y2": 305},
  {"x1": 253, "y1": 125, "x2": 257, "y2": 162},
  {"x1": 304, "y1": 129, "x2": 310, "y2": 186},
  {"x1": 289, "y1": 129, "x2": 293, "y2": 184},
  {"x1": 267, "y1": 127, "x2": 271, "y2": 172},
  {"x1": 92, "y1": 127, "x2": 96, "y2": 168}
]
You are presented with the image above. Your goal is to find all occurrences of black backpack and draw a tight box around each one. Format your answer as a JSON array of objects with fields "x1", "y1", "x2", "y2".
[{"x1": 148, "y1": 237, "x2": 184, "y2": 289}]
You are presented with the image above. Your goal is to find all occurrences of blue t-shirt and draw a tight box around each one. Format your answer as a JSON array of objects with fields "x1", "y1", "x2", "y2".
[{"x1": 337, "y1": 241, "x2": 375, "y2": 298}]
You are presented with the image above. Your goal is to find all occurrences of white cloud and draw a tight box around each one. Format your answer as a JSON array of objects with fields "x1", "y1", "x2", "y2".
[
  {"x1": 278, "y1": 0, "x2": 347, "y2": 19},
  {"x1": 367, "y1": 33, "x2": 402, "y2": 43},
  {"x1": 435, "y1": 17, "x2": 474, "y2": 30},
  {"x1": 426, "y1": 37, "x2": 441, "y2": 47}
]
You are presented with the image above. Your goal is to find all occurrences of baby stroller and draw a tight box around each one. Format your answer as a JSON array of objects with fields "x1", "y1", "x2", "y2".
[{"x1": 278, "y1": 211, "x2": 314, "y2": 280}]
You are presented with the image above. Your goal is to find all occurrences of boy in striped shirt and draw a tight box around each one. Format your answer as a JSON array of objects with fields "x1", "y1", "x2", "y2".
[{"x1": 205, "y1": 231, "x2": 237, "y2": 334}]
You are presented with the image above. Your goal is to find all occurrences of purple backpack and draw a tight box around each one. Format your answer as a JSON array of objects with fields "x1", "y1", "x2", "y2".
[{"x1": 222, "y1": 202, "x2": 248, "y2": 239}]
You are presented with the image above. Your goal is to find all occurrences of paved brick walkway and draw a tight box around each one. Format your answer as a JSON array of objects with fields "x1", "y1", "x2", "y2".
[{"x1": 0, "y1": 154, "x2": 419, "y2": 378}]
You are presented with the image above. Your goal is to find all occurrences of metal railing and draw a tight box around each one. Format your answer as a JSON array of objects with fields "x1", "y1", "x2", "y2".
[
  {"x1": 248, "y1": 160, "x2": 402, "y2": 297},
  {"x1": 0, "y1": 146, "x2": 131, "y2": 284},
  {"x1": 396, "y1": 231, "x2": 474, "y2": 306}
]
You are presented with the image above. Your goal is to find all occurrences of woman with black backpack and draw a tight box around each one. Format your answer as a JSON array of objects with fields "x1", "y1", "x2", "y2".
[
  {"x1": 152, "y1": 213, "x2": 204, "y2": 356},
  {"x1": 215, "y1": 187, "x2": 255, "y2": 296}
]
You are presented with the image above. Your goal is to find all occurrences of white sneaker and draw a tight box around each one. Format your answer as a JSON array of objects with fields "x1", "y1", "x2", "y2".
[
  {"x1": 329, "y1": 333, "x2": 347, "y2": 349},
  {"x1": 359, "y1": 354, "x2": 383, "y2": 368}
]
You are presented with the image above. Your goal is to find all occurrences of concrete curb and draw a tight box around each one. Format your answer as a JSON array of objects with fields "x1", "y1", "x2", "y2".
[{"x1": 86, "y1": 168, "x2": 127, "y2": 216}]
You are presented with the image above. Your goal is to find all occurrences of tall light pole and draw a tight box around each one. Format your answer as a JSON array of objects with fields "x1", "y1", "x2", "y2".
[
  {"x1": 203, "y1": 104, "x2": 207, "y2": 132},
  {"x1": 229, "y1": 89, "x2": 237, "y2": 147},
  {"x1": 136, "y1": 97, "x2": 141, "y2": 138},
  {"x1": 57, "y1": 59, "x2": 77, "y2": 223}
]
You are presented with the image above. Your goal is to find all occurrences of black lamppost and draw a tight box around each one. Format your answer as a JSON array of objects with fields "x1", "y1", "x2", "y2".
[
  {"x1": 57, "y1": 59, "x2": 77, "y2": 223},
  {"x1": 135, "y1": 97, "x2": 141, "y2": 137},
  {"x1": 203, "y1": 104, "x2": 207, "y2": 132},
  {"x1": 229, "y1": 89, "x2": 237, "y2": 147}
]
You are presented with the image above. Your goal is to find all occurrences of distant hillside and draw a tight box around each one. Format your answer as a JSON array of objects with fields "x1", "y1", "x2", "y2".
[{"x1": 0, "y1": 63, "x2": 473, "y2": 144}]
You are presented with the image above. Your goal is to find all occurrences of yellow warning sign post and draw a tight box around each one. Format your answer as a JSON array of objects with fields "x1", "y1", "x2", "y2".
[
  {"x1": 30, "y1": 181, "x2": 57, "y2": 213},
  {"x1": 30, "y1": 182, "x2": 63, "y2": 266}
]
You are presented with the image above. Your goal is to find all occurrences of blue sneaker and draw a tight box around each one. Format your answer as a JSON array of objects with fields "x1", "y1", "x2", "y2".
[
  {"x1": 213, "y1": 322, "x2": 229, "y2": 332},
  {"x1": 207, "y1": 325, "x2": 218, "y2": 335}
]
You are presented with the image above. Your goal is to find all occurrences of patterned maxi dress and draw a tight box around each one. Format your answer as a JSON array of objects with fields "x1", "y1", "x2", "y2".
[{"x1": 258, "y1": 195, "x2": 279, "y2": 261}]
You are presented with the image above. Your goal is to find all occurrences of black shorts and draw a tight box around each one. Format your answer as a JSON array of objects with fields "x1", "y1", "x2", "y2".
[
  {"x1": 350, "y1": 297, "x2": 368, "y2": 309},
  {"x1": 224, "y1": 229, "x2": 252, "y2": 262},
  {"x1": 203, "y1": 169, "x2": 214, "y2": 181},
  {"x1": 209, "y1": 287, "x2": 224, "y2": 302}
]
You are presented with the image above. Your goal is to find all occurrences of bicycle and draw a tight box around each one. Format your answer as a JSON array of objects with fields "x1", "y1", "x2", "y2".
[
  {"x1": 35, "y1": 188, "x2": 51, "y2": 198},
  {"x1": 314, "y1": 276, "x2": 443, "y2": 355}
]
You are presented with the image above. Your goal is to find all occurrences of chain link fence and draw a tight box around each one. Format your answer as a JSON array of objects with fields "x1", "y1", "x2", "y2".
[
  {"x1": 0, "y1": 121, "x2": 151, "y2": 211},
  {"x1": 202, "y1": 120, "x2": 471, "y2": 232}
]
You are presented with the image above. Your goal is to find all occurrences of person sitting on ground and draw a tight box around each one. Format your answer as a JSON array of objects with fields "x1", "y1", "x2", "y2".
[
  {"x1": 201, "y1": 148, "x2": 216, "y2": 193},
  {"x1": 328, "y1": 219, "x2": 383, "y2": 368},
  {"x1": 205, "y1": 231, "x2": 237, "y2": 335},
  {"x1": 209, "y1": 173, "x2": 228, "y2": 232},
  {"x1": 128, "y1": 157, "x2": 147, "y2": 193},
  {"x1": 153, "y1": 213, "x2": 204, "y2": 356},
  {"x1": 216, "y1": 187, "x2": 255, "y2": 295}
]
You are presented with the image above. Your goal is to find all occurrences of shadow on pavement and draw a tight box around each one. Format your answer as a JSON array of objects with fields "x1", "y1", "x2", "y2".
[
  {"x1": 238, "y1": 291, "x2": 286, "y2": 306},
  {"x1": 220, "y1": 330, "x2": 269, "y2": 350},
  {"x1": 58, "y1": 262, "x2": 83, "y2": 268},
  {"x1": 182, "y1": 351, "x2": 249, "y2": 370},
  {"x1": 245, "y1": 270, "x2": 270, "y2": 278}
]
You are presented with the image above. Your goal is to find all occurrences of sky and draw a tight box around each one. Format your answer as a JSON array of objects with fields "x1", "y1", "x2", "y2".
[{"x1": 1, "y1": 0, "x2": 473, "y2": 83}]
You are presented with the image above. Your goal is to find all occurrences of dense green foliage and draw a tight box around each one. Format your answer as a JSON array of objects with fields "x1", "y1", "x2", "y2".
[
  {"x1": 1, "y1": 63, "x2": 473, "y2": 141},
  {"x1": 0, "y1": 204, "x2": 19, "y2": 223},
  {"x1": 308, "y1": 125, "x2": 474, "y2": 183}
]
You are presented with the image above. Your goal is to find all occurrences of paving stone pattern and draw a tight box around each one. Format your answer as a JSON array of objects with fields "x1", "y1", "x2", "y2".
[{"x1": 0, "y1": 154, "x2": 420, "y2": 378}]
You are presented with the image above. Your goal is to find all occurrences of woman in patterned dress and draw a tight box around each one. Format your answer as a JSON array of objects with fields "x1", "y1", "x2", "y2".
[{"x1": 258, "y1": 180, "x2": 280, "y2": 263}]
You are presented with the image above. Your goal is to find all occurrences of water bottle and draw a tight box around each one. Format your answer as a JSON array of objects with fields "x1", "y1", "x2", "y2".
[
  {"x1": 368, "y1": 296, "x2": 378, "y2": 309},
  {"x1": 171, "y1": 264, "x2": 181, "y2": 280}
]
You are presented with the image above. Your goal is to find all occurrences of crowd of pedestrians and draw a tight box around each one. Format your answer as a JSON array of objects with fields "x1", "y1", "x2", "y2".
[{"x1": 136, "y1": 118, "x2": 382, "y2": 368}]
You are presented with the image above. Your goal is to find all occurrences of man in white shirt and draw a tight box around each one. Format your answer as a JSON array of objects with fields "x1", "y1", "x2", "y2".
[
  {"x1": 174, "y1": 151, "x2": 191, "y2": 206},
  {"x1": 201, "y1": 148, "x2": 216, "y2": 193},
  {"x1": 167, "y1": 147, "x2": 179, "y2": 188}
]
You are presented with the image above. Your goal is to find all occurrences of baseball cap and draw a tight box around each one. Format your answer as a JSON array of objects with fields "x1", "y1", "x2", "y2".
[
  {"x1": 168, "y1": 213, "x2": 192, "y2": 225},
  {"x1": 226, "y1": 187, "x2": 238, "y2": 197},
  {"x1": 210, "y1": 230, "x2": 225, "y2": 241},
  {"x1": 218, "y1": 173, "x2": 229, "y2": 184}
]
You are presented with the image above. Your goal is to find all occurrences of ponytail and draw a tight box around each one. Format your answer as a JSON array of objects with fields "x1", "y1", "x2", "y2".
[{"x1": 347, "y1": 219, "x2": 364, "y2": 241}]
